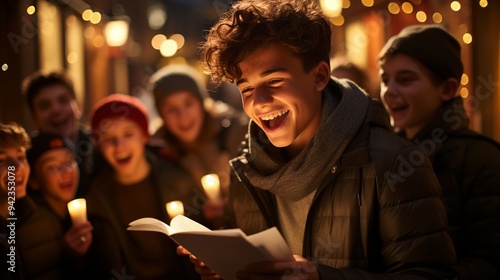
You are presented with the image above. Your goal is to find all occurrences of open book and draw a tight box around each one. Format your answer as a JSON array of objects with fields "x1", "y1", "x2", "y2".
[{"x1": 128, "y1": 215, "x2": 293, "y2": 280}]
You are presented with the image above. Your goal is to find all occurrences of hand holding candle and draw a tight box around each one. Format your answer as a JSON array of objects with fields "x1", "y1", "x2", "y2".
[
  {"x1": 67, "y1": 198, "x2": 87, "y2": 225},
  {"x1": 201, "y1": 174, "x2": 221, "y2": 201},
  {"x1": 166, "y1": 200, "x2": 184, "y2": 219}
]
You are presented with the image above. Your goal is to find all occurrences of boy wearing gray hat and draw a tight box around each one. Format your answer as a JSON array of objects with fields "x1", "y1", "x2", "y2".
[{"x1": 379, "y1": 24, "x2": 500, "y2": 279}]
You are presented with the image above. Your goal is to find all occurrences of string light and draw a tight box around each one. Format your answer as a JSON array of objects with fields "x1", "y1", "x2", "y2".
[
  {"x1": 27, "y1": 5, "x2": 35, "y2": 15},
  {"x1": 330, "y1": 15, "x2": 345, "y2": 26},
  {"x1": 463, "y1": 33, "x2": 472, "y2": 44},
  {"x1": 416, "y1": 11, "x2": 427, "y2": 22},
  {"x1": 432, "y1": 12, "x2": 443, "y2": 23},
  {"x1": 361, "y1": 0, "x2": 374, "y2": 7},
  {"x1": 479, "y1": 0, "x2": 488, "y2": 8},
  {"x1": 401, "y1": 2, "x2": 413, "y2": 14},
  {"x1": 388, "y1": 3, "x2": 400, "y2": 14},
  {"x1": 450, "y1": 1, "x2": 461, "y2": 11},
  {"x1": 90, "y1": 12, "x2": 101, "y2": 24},
  {"x1": 342, "y1": 0, "x2": 351, "y2": 9},
  {"x1": 151, "y1": 34, "x2": 166, "y2": 50},
  {"x1": 460, "y1": 87, "x2": 469, "y2": 98},
  {"x1": 461, "y1": 74, "x2": 469, "y2": 85},
  {"x1": 82, "y1": 9, "x2": 93, "y2": 21}
]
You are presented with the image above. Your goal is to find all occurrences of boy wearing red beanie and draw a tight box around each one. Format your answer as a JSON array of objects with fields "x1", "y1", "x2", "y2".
[{"x1": 84, "y1": 94, "x2": 199, "y2": 279}]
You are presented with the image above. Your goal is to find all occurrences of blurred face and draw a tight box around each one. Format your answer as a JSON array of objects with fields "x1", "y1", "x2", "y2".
[
  {"x1": 379, "y1": 53, "x2": 448, "y2": 139},
  {"x1": 236, "y1": 43, "x2": 327, "y2": 156},
  {"x1": 160, "y1": 91, "x2": 205, "y2": 143},
  {"x1": 0, "y1": 146, "x2": 30, "y2": 199},
  {"x1": 33, "y1": 148, "x2": 78, "y2": 204},
  {"x1": 99, "y1": 118, "x2": 149, "y2": 183},
  {"x1": 32, "y1": 85, "x2": 81, "y2": 140}
]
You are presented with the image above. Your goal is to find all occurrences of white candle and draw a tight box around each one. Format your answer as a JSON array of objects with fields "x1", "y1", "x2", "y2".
[
  {"x1": 67, "y1": 198, "x2": 87, "y2": 225},
  {"x1": 166, "y1": 200, "x2": 184, "y2": 219},
  {"x1": 201, "y1": 173, "x2": 221, "y2": 200}
]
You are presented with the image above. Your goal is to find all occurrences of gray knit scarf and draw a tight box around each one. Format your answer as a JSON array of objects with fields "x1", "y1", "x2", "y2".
[{"x1": 241, "y1": 80, "x2": 369, "y2": 201}]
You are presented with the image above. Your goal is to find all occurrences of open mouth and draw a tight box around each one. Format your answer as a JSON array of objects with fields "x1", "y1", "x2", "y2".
[
  {"x1": 260, "y1": 110, "x2": 289, "y2": 130},
  {"x1": 116, "y1": 155, "x2": 132, "y2": 165}
]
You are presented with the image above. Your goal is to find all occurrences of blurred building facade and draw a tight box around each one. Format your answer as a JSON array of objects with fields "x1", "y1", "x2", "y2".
[{"x1": 1, "y1": 0, "x2": 499, "y2": 141}]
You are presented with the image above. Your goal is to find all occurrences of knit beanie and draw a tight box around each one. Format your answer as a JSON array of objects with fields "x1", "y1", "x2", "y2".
[
  {"x1": 379, "y1": 24, "x2": 463, "y2": 82},
  {"x1": 149, "y1": 64, "x2": 208, "y2": 114},
  {"x1": 27, "y1": 132, "x2": 72, "y2": 167},
  {"x1": 90, "y1": 94, "x2": 149, "y2": 145}
]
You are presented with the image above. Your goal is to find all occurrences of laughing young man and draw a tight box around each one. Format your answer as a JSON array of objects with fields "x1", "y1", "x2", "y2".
[
  {"x1": 22, "y1": 70, "x2": 102, "y2": 196},
  {"x1": 179, "y1": 0, "x2": 457, "y2": 279}
]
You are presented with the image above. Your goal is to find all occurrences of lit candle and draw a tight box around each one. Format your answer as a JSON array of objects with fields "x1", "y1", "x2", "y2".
[
  {"x1": 67, "y1": 198, "x2": 87, "y2": 225},
  {"x1": 166, "y1": 200, "x2": 184, "y2": 219},
  {"x1": 201, "y1": 173, "x2": 221, "y2": 200}
]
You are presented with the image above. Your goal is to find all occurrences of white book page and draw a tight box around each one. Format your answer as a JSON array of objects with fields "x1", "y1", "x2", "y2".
[
  {"x1": 247, "y1": 227, "x2": 294, "y2": 261},
  {"x1": 170, "y1": 215, "x2": 211, "y2": 232}
]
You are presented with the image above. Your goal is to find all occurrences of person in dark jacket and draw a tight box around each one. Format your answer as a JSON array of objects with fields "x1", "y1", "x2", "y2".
[
  {"x1": 149, "y1": 64, "x2": 248, "y2": 228},
  {"x1": 22, "y1": 70, "x2": 104, "y2": 197},
  {"x1": 1, "y1": 123, "x2": 78, "y2": 280},
  {"x1": 379, "y1": 24, "x2": 500, "y2": 279},
  {"x1": 178, "y1": 0, "x2": 457, "y2": 279},
  {"x1": 85, "y1": 94, "x2": 200, "y2": 279}
]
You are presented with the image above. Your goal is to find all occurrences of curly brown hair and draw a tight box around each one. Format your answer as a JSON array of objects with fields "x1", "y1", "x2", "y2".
[
  {"x1": 202, "y1": 0, "x2": 332, "y2": 85},
  {"x1": 0, "y1": 122, "x2": 31, "y2": 150}
]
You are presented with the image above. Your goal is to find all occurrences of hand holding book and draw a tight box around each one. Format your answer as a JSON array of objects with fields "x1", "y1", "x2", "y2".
[{"x1": 128, "y1": 215, "x2": 293, "y2": 280}]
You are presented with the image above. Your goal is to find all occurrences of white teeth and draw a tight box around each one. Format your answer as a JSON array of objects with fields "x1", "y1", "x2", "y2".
[{"x1": 261, "y1": 110, "x2": 288, "y2": 121}]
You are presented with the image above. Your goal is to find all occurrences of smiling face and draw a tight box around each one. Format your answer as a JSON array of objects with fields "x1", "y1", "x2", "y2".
[
  {"x1": 0, "y1": 146, "x2": 30, "y2": 199},
  {"x1": 236, "y1": 43, "x2": 329, "y2": 156},
  {"x1": 32, "y1": 148, "x2": 78, "y2": 204},
  {"x1": 99, "y1": 118, "x2": 150, "y2": 184},
  {"x1": 160, "y1": 91, "x2": 205, "y2": 143},
  {"x1": 32, "y1": 85, "x2": 81, "y2": 141},
  {"x1": 379, "y1": 53, "x2": 454, "y2": 139}
]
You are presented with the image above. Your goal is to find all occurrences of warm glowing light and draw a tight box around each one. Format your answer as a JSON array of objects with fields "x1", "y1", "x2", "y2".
[
  {"x1": 27, "y1": 5, "x2": 35, "y2": 15},
  {"x1": 479, "y1": 0, "x2": 488, "y2": 8},
  {"x1": 460, "y1": 87, "x2": 469, "y2": 98},
  {"x1": 166, "y1": 201, "x2": 184, "y2": 219},
  {"x1": 151, "y1": 34, "x2": 167, "y2": 50},
  {"x1": 342, "y1": 0, "x2": 350, "y2": 9},
  {"x1": 160, "y1": 39, "x2": 178, "y2": 57},
  {"x1": 90, "y1": 12, "x2": 101, "y2": 24},
  {"x1": 463, "y1": 33, "x2": 472, "y2": 44},
  {"x1": 450, "y1": 1, "x2": 461, "y2": 11},
  {"x1": 361, "y1": 0, "x2": 374, "y2": 7},
  {"x1": 2, "y1": 64, "x2": 8, "y2": 71},
  {"x1": 170, "y1": 34, "x2": 185, "y2": 49},
  {"x1": 432, "y1": 12, "x2": 442, "y2": 23},
  {"x1": 67, "y1": 198, "x2": 87, "y2": 225},
  {"x1": 148, "y1": 3, "x2": 167, "y2": 30},
  {"x1": 319, "y1": 0, "x2": 343, "y2": 18},
  {"x1": 104, "y1": 18, "x2": 130, "y2": 47},
  {"x1": 84, "y1": 26, "x2": 95, "y2": 38},
  {"x1": 201, "y1": 174, "x2": 221, "y2": 200},
  {"x1": 401, "y1": 2, "x2": 413, "y2": 14},
  {"x1": 330, "y1": 15, "x2": 344, "y2": 26},
  {"x1": 416, "y1": 11, "x2": 427, "y2": 22},
  {"x1": 82, "y1": 9, "x2": 93, "y2": 21},
  {"x1": 67, "y1": 52, "x2": 78, "y2": 64},
  {"x1": 461, "y1": 74, "x2": 469, "y2": 85},
  {"x1": 388, "y1": 3, "x2": 400, "y2": 14},
  {"x1": 93, "y1": 35, "x2": 105, "y2": 47}
]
